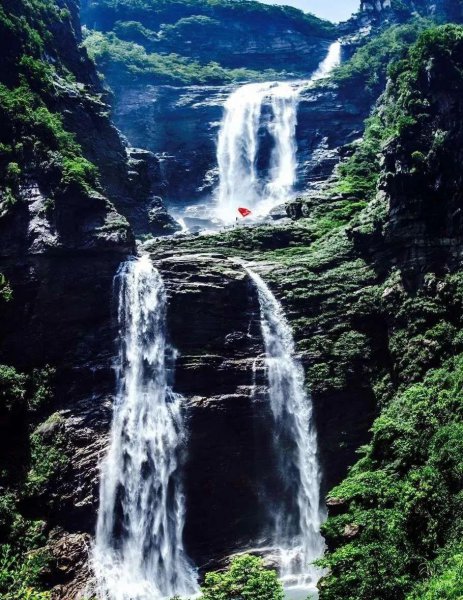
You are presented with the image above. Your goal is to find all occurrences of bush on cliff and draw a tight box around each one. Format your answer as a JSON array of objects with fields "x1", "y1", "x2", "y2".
[
  {"x1": 0, "y1": 363, "x2": 57, "y2": 599},
  {"x1": 319, "y1": 354, "x2": 463, "y2": 599},
  {"x1": 331, "y1": 19, "x2": 431, "y2": 100},
  {"x1": 191, "y1": 554, "x2": 284, "y2": 600},
  {"x1": 0, "y1": 1, "x2": 101, "y2": 214}
]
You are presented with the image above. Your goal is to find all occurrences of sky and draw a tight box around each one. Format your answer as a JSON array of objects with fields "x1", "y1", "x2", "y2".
[{"x1": 258, "y1": 0, "x2": 360, "y2": 22}]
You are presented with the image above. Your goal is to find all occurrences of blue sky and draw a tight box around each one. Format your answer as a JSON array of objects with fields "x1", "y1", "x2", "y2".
[{"x1": 258, "y1": 0, "x2": 360, "y2": 22}]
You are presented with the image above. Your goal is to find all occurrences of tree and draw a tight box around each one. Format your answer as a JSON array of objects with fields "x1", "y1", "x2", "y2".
[{"x1": 199, "y1": 554, "x2": 284, "y2": 600}]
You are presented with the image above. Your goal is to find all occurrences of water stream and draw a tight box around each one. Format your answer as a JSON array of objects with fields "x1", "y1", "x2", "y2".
[
  {"x1": 215, "y1": 41, "x2": 341, "y2": 223},
  {"x1": 93, "y1": 255, "x2": 198, "y2": 600},
  {"x1": 246, "y1": 266, "x2": 326, "y2": 595}
]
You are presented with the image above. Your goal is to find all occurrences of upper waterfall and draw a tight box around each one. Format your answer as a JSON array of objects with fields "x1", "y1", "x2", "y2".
[
  {"x1": 246, "y1": 266, "x2": 326, "y2": 594},
  {"x1": 92, "y1": 255, "x2": 198, "y2": 600},
  {"x1": 215, "y1": 41, "x2": 341, "y2": 224}
]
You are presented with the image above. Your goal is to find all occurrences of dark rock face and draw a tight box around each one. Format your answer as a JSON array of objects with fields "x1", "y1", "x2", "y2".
[
  {"x1": 40, "y1": 2, "x2": 176, "y2": 237},
  {"x1": 351, "y1": 36, "x2": 463, "y2": 286},
  {"x1": 0, "y1": 252, "x2": 122, "y2": 598},
  {"x1": 111, "y1": 84, "x2": 228, "y2": 204},
  {"x1": 111, "y1": 82, "x2": 370, "y2": 208},
  {"x1": 155, "y1": 253, "x2": 277, "y2": 570},
  {"x1": 296, "y1": 87, "x2": 368, "y2": 193}
]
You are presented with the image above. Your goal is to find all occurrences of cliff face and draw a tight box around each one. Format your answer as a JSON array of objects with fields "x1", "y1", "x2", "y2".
[
  {"x1": 360, "y1": 0, "x2": 463, "y2": 22},
  {"x1": 108, "y1": 81, "x2": 369, "y2": 208},
  {"x1": 156, "y1": 254, "x2": 270, "y2": 570},
  {"x1": 135, "y1": 24, "x2": 463, "y2": 600},
  {"x1": 351, "y1": 24, "x2": 463, "y2": 284},
  {"x1": 79, "y1": 0, "x2": 345, "y2": 211},
  {"x1": 2, "y1": 2, "x2": 463, "y2": 599},
  {"x1": 81, "y1": 0, "x2": 335, "y2": 80},
  {"x1": 0, "y1": 1, "x2": 162, "y2": 596}
]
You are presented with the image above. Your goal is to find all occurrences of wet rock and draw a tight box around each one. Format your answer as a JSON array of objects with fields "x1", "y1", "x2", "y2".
[
  {"x1": 268, "y1": 203, "x2": 288, "y2": 221},
  {"x1": 148, "y1": 196, "x2": 182, "y2": 235},
  {"x1": 286, "y1": 199, "x2": 304, "y2": 220},
  {"x1": 109, "y1": 81, "x2": 369, "y2": 208},
  {"x1": 152, "y1": 252, "x2": 279, "y2": 570},
  {"x1": 47, "y1": 530, "x2": 93, "y2": 600}
]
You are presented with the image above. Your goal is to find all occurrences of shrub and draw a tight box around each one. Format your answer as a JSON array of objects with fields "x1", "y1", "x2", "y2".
[
  {"x1": 319, "y1": 354, "x2": 463, "y2": 599},
  {"x1": 0, "y1": 545, "x2": 50, "y2": 600},
  {"x1": 0, "y1": 366, "x2": 27, "y2": 414},
  {"x1": 199, "y1": 554, "x2": 284, "y2": 600}
]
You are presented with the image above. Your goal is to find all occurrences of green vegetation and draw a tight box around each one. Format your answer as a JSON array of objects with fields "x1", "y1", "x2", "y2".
[
  {"x1": 171, "y1": 554, "x2": 284, "y2": 600},
  {"x1": 319, "y1": 354, "x2": 463, "y2": 599},
  {"x1": 82, "y1": 0, "x2": 333, "y2": 37},
  {"x1": 156, "y1": 23, "x2": 463, "y2": 600},
  {"x1": 81, "y1": 0, "x2": 334, "y2": 87},
  {"x1": 331, "y1": 23, "x2": 463, "y2": 206},
  {"x1": 26, "y1": 414, "x2": 69, "y2": 500},
  {"x1": 0, "y1": 545, "x2": 51, "y2": 600},
  {"x1": 0, "y1": 274, "x2": 12, "y2": 302},
  {"x1": 200, "y1": 555, "x2": 283, "y2": 600},
  {"x1": 331, "y1": 19, "x2": 431, "y2": 100},
  {"x1": 333, "y1": 115, "x2": 391, "y2": 201},
  {"x1": 407, "y1": 546, "x2": 463, "y2": 599},
  {"x1": 316, "y1": 24, "x2": 463, "y2": 600},
  {"x1": 0, "y1": 365, "x2": 27, "y2": 414},
  {"x1": 0, "y1": 364, "x2": 58, "y2": 599},
  {"x1": 84, "y1": 30, "x2": 288, "y2": 86},
  {"x1": 0, "y1": 0, "x2": 102, "y2": 216}
]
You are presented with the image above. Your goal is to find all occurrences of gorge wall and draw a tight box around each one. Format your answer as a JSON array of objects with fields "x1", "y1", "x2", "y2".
[
  {"x1": 2, "y1": 1, "x2": 463, "y2": 599},
  {"x1": 109, "y1": 81, "x2": 369, "y2": 207}
]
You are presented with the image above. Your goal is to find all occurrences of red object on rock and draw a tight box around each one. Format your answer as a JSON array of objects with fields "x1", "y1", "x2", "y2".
[{"x1": 238, "y1": 207, "x2": 252, "y2": 217}]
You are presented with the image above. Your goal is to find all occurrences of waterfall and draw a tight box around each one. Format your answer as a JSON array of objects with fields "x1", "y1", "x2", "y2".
[
  {"x1": 215, "y1": 81, "x2": 299, "y2": 223},
  {"x1": 93, "y1": 255, "x2": 198, "y2": 600},
  {"x1": 246, "y1": 267, "x2": 326, "y2": 592},
  {"x1": 215, "y1": 41, "x2": 341, "y2": 224}
]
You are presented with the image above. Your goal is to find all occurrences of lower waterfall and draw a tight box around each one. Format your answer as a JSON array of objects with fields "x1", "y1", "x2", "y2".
[
  {"x1": 246, "y1": 267, "x2": 326, "y2": 593},
  {"x1": 93, "y1": 255, "x2": 198, "y2": 600}
]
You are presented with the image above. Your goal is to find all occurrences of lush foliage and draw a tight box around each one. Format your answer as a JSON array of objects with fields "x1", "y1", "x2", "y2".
[
  {"x1": 331, "y1": 19, "x2": 431, "y2": 100},
  {"x1": 319, "y1": 354, "x2": 463, "y2": 599},
  {"x1": 82, "y1": 0, "x2": 333, "y2": 36},
  {"x1": 333, "y1": 23, "x2": 463, "y2": 206},
  {"x1": 334, "y1": 114, "x2": 393, "y2": 201},
  {"x1": 0, "y1": 546, "x2": 50, "y2": 600},
  {"x1": 0, "y1": 0, "x2": 101, "y2": 215},
  {"x1": 197, "y1": 554, "x2": 284, "y2": 600},
  {"x1": 316, "y1": 24, "x2": 463, "y2": 600},
  {"x1": 81, "y1": 0, "x2": 333, "y2": 87},
  {"x1": 84, "y1": 30, "x2": 286, "y2": 86},
  {"x1": 0, "y1": 274, "x2": 12, "y2": 302},
  {"x1": 0, "y1": 364, "x2": 57, "y2": 599}
]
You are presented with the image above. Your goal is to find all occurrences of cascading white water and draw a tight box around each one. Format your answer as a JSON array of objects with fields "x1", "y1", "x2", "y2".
[
  {"x1": 93, "y1": 255, "x2": 198, "y2": 600},
  {"x1": 215, "y1": 41, "x2": 341, "y2": 224},
  {"x1": 245, "y1": 267, "x2": 326, "y2": 593},
  {"x1": 216, "y1": 81, "x2": 299, "y2": 223}
]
